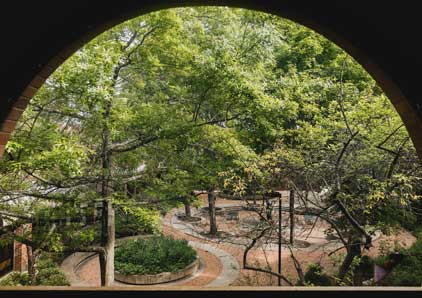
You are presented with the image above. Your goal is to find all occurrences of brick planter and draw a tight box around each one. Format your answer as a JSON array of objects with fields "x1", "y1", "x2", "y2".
[{"x1": 115, "y1": 257, "x2": 199, "y2": 285}]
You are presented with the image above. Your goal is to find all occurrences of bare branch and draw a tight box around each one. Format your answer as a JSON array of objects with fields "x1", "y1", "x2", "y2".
[{"x1": 243, "y1": 226, "x2": 293, "y2": 286}]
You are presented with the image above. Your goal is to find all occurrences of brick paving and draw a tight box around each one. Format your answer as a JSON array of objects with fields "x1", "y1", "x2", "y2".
[
  {"x1": 61, "y1": 221, "x2": 228, "y2": 286},
  {"x1": 62, "y1": 197, "x2": 417, "y2": 287}
]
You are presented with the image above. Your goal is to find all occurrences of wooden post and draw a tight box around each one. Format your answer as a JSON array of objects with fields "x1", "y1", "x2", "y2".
[
  {"x1": 289, "y1": 190, "x2": 295, "y2": 245},
  {"x1": 184, "y1": 202, "x2": 191, "y2": 217},
  {"x1": 208, "y1": 189, "x2": 217, "y2": 236},
  {"x1": 278, "y1": 195, "x2": 282, "y2": 286},
  {"x1": 105, "y1": 200, "x2": 115, "y2": 286}
]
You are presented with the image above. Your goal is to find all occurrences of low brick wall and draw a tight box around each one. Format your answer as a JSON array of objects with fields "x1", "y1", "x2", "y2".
[{"x1": 115, "y1": 257, "x2": 199, "y2": 285}]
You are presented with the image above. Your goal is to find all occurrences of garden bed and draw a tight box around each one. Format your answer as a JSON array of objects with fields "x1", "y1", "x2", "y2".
[{"x1": 114, "y1": 236, "x2": 198, "y2": 285}]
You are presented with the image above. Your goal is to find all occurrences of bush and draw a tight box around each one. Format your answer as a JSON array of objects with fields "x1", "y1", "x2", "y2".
[
  {"x1": 379, "y1": 237, "x2": 422, "y2": 286},
  {"x1": 116, "y1": 207, "x2": 160, "y2": 237},
  {"x1": 35, "y1": 267, "x2": 70, "y2": 286},
  {"x1": 115, "y1": 236, "x2": 197, "y2": 275},
  {"x1": 0, "y1": 255, "x2": 70, "y2": 286},
  {"x1": 304, "y1": 263, "x2": 333, "y2": 286},
  {"x1": 36, "y1": 256, "x2": 57, "y2": 271},
  {"x1": 34, "y1": 255, "x2": 70, "y2": 286},
  {"x1": 0, "y1": 272, "x2": 30, "y2": 286}
]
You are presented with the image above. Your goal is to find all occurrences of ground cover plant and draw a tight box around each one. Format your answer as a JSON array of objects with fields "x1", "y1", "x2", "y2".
[
  {"x1": 0, "y1": 255, "x2": 69, "y2": 286},
  {"x1": 114, "y1": 236, "x2": 197, "y2": 275}
]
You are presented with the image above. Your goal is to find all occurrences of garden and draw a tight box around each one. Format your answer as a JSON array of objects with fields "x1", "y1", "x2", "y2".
[
  {"x1": 115, "y1": 236, "x2": 198, "y2": 284},
  {"x1": 0, "y1": 6, "x2": 421, "y2": 287}
]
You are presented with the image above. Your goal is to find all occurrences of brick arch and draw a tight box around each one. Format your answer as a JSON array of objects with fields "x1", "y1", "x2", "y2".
[{"x1": 1, "y1": 1, "x2": 421, "y2": 159}]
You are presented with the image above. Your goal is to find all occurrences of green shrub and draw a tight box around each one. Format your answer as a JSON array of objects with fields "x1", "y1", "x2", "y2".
[
  {"x1": 0, "y1": 272, "x2": 30, "y2": 286},
  {"x1": 35, "y1": 267, "x2": 70, "y2": 286},
  {"x1": 0, "y1": 255, "x2": 70, "y2": 286},
  {"x1": 115, "y1": 236, "x2": 197, "y2": 275},
  {"x1": 304, "y1": 263, "x2": 333, "y2": 286},
  {"x1": 116, "y1": 207, "x2": 160, "y2": 237},
  {"x1": 34, "y1": 255, "x2": 70, "y2": 286},
  {"x1": 36, "y1": 256, "x2": 57, "y2": 271},
  {"x1": 380, "y1": 237, "x2": 422, "y2": 286}
]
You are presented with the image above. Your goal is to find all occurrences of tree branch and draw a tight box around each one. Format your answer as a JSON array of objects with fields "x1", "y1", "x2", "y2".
[{"x1": 243, "y1": 226, "x2": 293, "y2": 286}]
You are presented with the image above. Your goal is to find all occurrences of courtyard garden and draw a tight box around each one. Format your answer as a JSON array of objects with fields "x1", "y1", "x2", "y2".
[{"x1": 0, "y1": 6, "x2": 421, "y2": 288}]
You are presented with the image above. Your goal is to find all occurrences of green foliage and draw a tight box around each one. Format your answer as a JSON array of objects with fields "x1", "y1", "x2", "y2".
[
  {"x1": 0, "y1": 272, "x2": 30, "y2": 286},
  {"x1": 0, "y1": 256, "x2": 69, "y2": 286},
  {"x1": 35, "y1": 255, "x2": 70, "y2": 286},
  {"x1": 115, "y1": 207, "x2": 160, "y2": 237},
  {"x1": 35, "y1": 267, "x2": 70, "y2": 286},
  {"x1": 303, "y1": 263, "x2": 333, "y2": 286},
  {"x1": 36, "y1": 256, "x2": 57, "y2": 272},
  {"x1": 115, "y1": 236, "x2": 197, "y2": 275},
  {"x1": 378, "y1": 237, "x2": 422, "y2": 286}
]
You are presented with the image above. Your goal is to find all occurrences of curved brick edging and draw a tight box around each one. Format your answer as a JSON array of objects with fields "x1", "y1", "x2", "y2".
[
  {"x1": 169, "y1": 206, "x2": 384, "y2": 252},
  {"x1": 115, "y1": 257, "x2": 199, "y2": 285},
  {"x1": 60, "y1": 252, "x2": 100, "y2": 286},
  {"x1": 74, "y1": 253, "x2": 98, "y2": 273}
]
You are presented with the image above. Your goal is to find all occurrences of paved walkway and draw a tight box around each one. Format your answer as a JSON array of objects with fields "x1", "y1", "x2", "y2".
[{"x1": 188, "y1": 241, "x2": 239, "y2": 287}]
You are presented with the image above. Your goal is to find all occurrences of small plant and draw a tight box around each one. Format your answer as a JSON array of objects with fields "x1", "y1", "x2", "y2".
[{"x1": 115, "y1": 235, "x2": 197, "y2": 275}]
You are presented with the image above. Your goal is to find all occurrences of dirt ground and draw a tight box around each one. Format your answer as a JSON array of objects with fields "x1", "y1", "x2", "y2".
[{"x1": 189, "y1": 194, "x2": 417, "y2": 285}]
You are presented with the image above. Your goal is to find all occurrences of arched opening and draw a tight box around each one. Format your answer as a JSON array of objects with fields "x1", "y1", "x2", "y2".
[{"x1": 0, "y1": 1, "x2": 420, "y2": 294}]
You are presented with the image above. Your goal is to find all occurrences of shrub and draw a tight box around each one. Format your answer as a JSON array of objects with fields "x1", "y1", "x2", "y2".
[
  {"x1": 0, "y1": 256, "x2": 70, "y2": 286},
  {"x1": 116, "y1": 207, "x2": 160, "y2": 237},
  {"x1": 0, "y1": 272, "x2": 29, "y2": 286},
  {"x1": 36, "y1": 256, "x2": 57, "y2": 271},
  {"x1": 304, "y1": 263, "x2": 333, "y2": 286},
  {"x1": 379, "y1": 237, "x2": 422, "y2": 286},
  {"x1": 35, "y1": 267, "x2": 70, "y2": 286},
  {"x1": 115, "y1": 236, "x2": 197, "y2": 275},
  {"x1": 35, "y1": 255, "x2": 70, "y2": 286}
]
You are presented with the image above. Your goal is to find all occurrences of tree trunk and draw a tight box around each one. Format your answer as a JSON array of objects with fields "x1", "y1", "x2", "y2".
[
  {"x1": 338, "y1": 239, "x2": 362, "y2": 282},
  {"x1": 26, "y1": 246, "x2": 36, "y2": 285},
  {"x1": 105, "y1": 200, "x2": 115, "y2": 286},
  {"x1": 208, "y1": 189, "x2": 217, "y2": 236},
  {"x1": 289, "y1": 190, "x2": 295, "y2": 245},
  {"x1": 184, "y1": 202, "x2": 191, "y2": 217},
  {"x1": 99, "y1": 95, "x2": 113, "y2": 286},
  {"x1": 353, "y1": 263, "x2": 364, "y2": 286},
  {"x1": 99, "y1": 200, "x2": 115, "y2": 286},
  {"x1": 99, "y1": 249, "x2": 106, "y2": 286}
]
